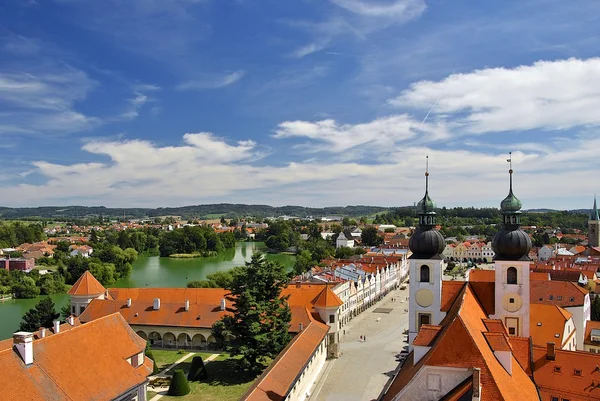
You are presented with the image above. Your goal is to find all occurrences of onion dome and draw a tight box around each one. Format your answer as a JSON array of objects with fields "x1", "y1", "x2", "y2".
[
  {"x1": 409, "y1": 156, "x2": 445, "y2": 259},
  {"x1": 492, "y1": 153, "x2": 532, "y2": 261}
]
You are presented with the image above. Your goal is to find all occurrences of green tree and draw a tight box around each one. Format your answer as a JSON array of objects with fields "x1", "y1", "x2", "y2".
[
  {"x1": 592, "y1": 296, "x2": 600, "y2": 321},
  {"x1": 293, "y1": 250, "x2": 314, "y2": 276},
  {"x1": 145, "y1": 342, "x2": 160, "y2": 374},
  {"x1": 19, "y1": 297, "x2": 60, "y2": 331},
  {"x1": 60, "y1": 301, "x2": 72, "y2": 320},
  {"x1": 13, "y1": 276, "x2": 40, "y2": 298},
  {"x1": 56, "y1": 241, "x2": 71, "y2": 253},
  {"x1": 361, "y1": 227, "x2": 383, "y2": 246},
  {"x1": 168, "y1": 369, "x2": 190, "y2": 396},
  {"x1": 215, "y1": 253, "x2": 292, "y2": 371},
  {"x1": 187, "y1": 356, "x2": 208, "y2": 381}
]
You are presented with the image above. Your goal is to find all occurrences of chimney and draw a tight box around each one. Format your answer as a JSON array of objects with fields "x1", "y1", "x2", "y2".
[
  {"x1": 546, "y1": 342, "x2": 556, "y2": 360},
  {"x1": 299, "y1": 323, "x2": 304, "y2": 332},
  {"x1": 126, "y1": 298, "x2": 132, "y2": 308},
  {"x1": 472, "y1": 368, "x2": 481, "y2": 401},
  {"x1": 13, "y1": 332, "x2": 34, "y2": 365},
  {"x1": 185, "y1": 300, "x2": 189, "y2": 311},
  {"x1": 220, "y1": 298, "x2": 226, "y2": 311},
  {"x1": 39, "y1": 328, "x2": 46, "y2": 339},
  {"x1": 153, "y1": 298, "x2": 160, "y2": 310},
  {"x1": 67, "y1": 316, "x2": 75, "y2": 326},
  {"x1": 53, "y1": 320, "x2": 60, "y2": 334}
]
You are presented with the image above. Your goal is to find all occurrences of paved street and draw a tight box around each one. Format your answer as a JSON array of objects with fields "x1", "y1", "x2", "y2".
[{"x1": 310, "y1": 287, "x2": 410, "y2": 401}]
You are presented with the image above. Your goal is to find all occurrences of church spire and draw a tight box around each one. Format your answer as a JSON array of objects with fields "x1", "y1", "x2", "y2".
[
  {"x1": 500, "y1": 152, "x2": 522, "y2": 226},
  {"x1": 592, "y1": 195, "x2": 599, "y2": 221},
  {"x1": 416, "y1": 156, "x2": 436, "y2": 227}
]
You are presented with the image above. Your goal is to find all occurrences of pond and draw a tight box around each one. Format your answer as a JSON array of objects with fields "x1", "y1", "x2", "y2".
[{"x1": 0, "y1": 242, "x2": 295, "y2": 340}]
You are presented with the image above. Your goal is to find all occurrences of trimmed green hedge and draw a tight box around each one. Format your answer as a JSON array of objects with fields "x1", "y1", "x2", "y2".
[
  {"x1": 168, "y1": 369, "x2": 190, "y2": 396},
  {"x1": 187, "y1": 356, "x2": 208, "y2": 381}
]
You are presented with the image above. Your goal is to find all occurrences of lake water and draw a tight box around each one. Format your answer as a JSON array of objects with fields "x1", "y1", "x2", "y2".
[{"x1": 0, "y1": 242, "x2": 295, "y2": 340}]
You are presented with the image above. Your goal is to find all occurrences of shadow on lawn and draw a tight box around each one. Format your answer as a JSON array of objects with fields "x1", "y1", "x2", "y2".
[{"x1": 197, "y1": 359, "x2": 264, "y2": 387}]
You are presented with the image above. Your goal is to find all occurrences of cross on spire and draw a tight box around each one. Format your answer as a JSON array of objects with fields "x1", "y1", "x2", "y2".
[
  {"x1": 507, "y1": 152, "x2": 513, "y2": 193},
  {"x1": 425, "y1": 155, "x2": 429, "y2": 194}
]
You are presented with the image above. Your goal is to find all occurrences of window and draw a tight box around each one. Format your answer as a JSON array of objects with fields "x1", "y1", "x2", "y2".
[
  {"x1": 509, "y1": 298, "x2": 515, "y2": 304},
  {"x1": 329, "y1": 315, "x2": 335, "y2": 323},
  {"x1": 507, "y1": 267, "x2": 518, "y2": 284},
  {"x1": 554, "y1": 366, "x2": 562, "y2": 373},
  {"x1": 418, "y1": 313, "x2": 431, "y2": 329},
  {"x1": 574, "y1": 369, "x2": 582, "y2": 376},
  {"x1": 549, "y1": 295, "x2": 554, "y2": 300},
  {"x1": 557, "y1": 296, "x2": 562, "y2": 301},
  {"x1": 539, "y1": 297, "x2": 543, "y2": 301},
  {"x1": 420, "y1": 265, "x2": 430, "y2": 283},
  {"x1": 551, "y1": 397, "x2": 558, "y2": 401},
  {"x1": 509, "y1": 327, "x2": 516, "y2": 335},
  {"x1": 569, "y1": 297, "x2": 575, "y2": 302}
]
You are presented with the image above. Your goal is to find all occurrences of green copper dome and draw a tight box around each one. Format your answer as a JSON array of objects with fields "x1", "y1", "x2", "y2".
[
  {"x1": 500, "y1": 190, "x2": 522, "y2": 213},
  {"x1": 417, "y1": 191, "x2": 437, "y2": 214}
]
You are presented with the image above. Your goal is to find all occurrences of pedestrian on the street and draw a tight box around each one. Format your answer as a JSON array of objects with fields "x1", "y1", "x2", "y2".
[{"x1": 360, "y1": 335, "x2": 363, "y2": 341}]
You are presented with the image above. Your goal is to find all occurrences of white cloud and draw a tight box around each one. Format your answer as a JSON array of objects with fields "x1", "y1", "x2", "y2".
[
  {"x1": 330, "y1": 0, "x2": 426, "y2": 20},
  {"x1": 177, "y1": 70, "x2": 246, "y2": 90},
  {"x1": 0, "y1": 69, "x2": 99, "y2": 135},
  {"x1": 2, "y1": 131, "x2": 599, "y2": 209},
  {"x1": 273, "y1": 114, "x2": 449, "y2": 153},
  {"x1": 290, "y1": 42, "x2": 329, "y2": 58},
  {"x1": 391, "y1": 57, "x2": 600, "y2": 134}
]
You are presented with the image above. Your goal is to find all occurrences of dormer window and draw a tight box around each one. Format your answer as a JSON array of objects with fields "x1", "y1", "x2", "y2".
[
  {"x1": 574, "y1": 369, "x2": 582, "y2": 376},
  {"x1": 554, "y1": 366, "x2": 562, "y2": 373},
  {"x1": 507, "y1": 267, "x2": 517, "y2": 285}
]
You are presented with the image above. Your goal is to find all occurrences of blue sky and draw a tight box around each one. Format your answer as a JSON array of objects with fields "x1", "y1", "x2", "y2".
[{"x1": 1, "y1": 0, "x2": 600, "y2": 209}]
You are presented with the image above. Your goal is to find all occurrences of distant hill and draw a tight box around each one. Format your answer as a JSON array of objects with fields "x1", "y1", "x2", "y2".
[{"x1": 0, "y1": 204, "x2": 391, "y2": 220}]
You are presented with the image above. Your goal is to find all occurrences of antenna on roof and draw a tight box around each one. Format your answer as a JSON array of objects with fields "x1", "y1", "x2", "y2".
[
  {"x1": 507, "y1": 152, "x2": 513, "y2": 193},
  {"x1": 425, "y1": 155, "x2": 429, "y2": 194}
]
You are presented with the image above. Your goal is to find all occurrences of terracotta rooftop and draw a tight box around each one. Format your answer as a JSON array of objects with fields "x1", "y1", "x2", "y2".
[
  {"x1": 413, "y1": 324, "x2": 442, "y2": 346},
  {"x1": 241, "y1": 317, "x2": 330, "y2": 401},
  {"x1": 0, "y1": 313, "x2": 151, "y2": 401},
  {"x1": 67, "y1": 270, "x2": 107, "y2": 296},
  {"x1": 533, "y1": 346, "x2": 600, "y2": 400},
  {"x1": 483, "y1": 332, "x2": 512, "y2": 352},
  {"x1": 531, "y1": 280, "x2": 588, "y2": 307},
  {"x1": 584, "y1": 320, "x2": 600, "y2": 346},
  {"x1": 530, "y1": 304, "x2": 574, "y2": 348},
  {"x1": 312, "y1": 286, "x2": 343, "y2": 308},
  {"x1": 468, "y1": 269, "x2": 495, "y2": 282},
  {"x1": 383, "y1": 284, "x2": 539, "y2": 401}
]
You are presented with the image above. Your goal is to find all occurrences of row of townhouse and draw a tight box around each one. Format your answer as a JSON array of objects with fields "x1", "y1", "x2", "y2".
[{"x1": 442, "y1": 241, "x2": 495, "y2": 262}]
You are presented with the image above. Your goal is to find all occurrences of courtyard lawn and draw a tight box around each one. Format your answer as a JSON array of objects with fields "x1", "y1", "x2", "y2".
[
  {"x1": 146, "y1": 390, "x2": 158, "y2": 400},
  {"x1": 151, "y1": 350, "x2": 219, "y2": 373},
  {"x1": 161, "y1": 356, "x2": 268, "y2": 401}
]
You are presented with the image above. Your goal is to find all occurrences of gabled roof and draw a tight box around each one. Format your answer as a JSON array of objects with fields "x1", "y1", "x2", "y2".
[
  {"x1": 0, "y1": 313, "x2": 151, "y2": 401},
  {"x1": 413, "y1": 325, "x2": 442, "y2": 346},
  {"x1": 530, "y1": 304, "x2": 573, "y2": 347},
  {"x1": 383, "y1": 284, "x2": 539, "y2": 401},
  {"x1": 240, "y1": 316, "x2": 330, "y2": 401},
  {"x1": 531, "y1": 280, "x2": 588, "y2": 307},
  {"x1": 67, "y1": 270, "x2": 107, "y2": 296},
  {"x1": 584, "y1": 320, "x2": 600, "y2": 345},
  {"x1": 533, "y1": 346, "x2": 600, "y2": 400},
  {"x1": 312, "y1": 286, "x2": 343, "y2": 308}
]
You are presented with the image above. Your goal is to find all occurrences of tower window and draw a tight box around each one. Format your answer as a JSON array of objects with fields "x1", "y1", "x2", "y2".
[
  {"x1": 507, "y1": 267, "x2": 518, "y2": 284},
  {"x1": 418, "y1": 313, "x2": 431, "y2": 329},
  {"x1": 420, "y1": 265, "x2": 430, "y2": 283},
  {"x1": 509, "y1": 298, "x2": 515, "y2": 304}
]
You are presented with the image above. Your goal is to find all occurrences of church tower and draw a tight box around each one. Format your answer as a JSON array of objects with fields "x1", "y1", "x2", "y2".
[
  {"x1": 491, "y1": 153, "x2": 532, "y2": 337},
  {"x1": 589, "y1": 196, "x2": 600, "y2": 248},
  {"x1": 408, "y1": 157, "x2": 446, "y2": 348}
]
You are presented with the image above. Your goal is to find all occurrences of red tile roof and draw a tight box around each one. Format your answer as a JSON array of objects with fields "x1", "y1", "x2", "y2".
[
  {"x1": 413, "y1": 325, "x2": 442, "y2": 346},
  {"x1": 530, "y1": 304, "x2": 573, "y2": 347},
  {"x1": 533, "y1": 346, "x2": 600, "y2": 400},
  {"x1": 468, "y1": 269, "x2": 495, "y2": 282},
  {"x1": 312, "y1": 286, "x2": 343, "y2": 308},
  {"x1": 584, "y1": 320, "x2": 600, "y2": 346},
  {"x1": 67, "y1": 270, "x2": 107, "y2": 296},
  {"x1": 241, "y1": 317, "x2": 330, "y2": 401},
  {"x1": 531, "y1": 280, "x2": 588, "y2": 307},
  {"x1": 0, "y1": 313, "x2": 151, "y2": 401}
]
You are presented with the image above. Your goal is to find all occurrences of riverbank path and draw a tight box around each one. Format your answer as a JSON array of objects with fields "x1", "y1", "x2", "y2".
[{"x1": 309, "y1": 286, "x2": 410, "y2": 401}]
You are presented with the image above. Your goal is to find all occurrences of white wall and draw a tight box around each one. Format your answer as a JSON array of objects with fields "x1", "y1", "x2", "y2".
[
  {"x1": 565, "y1": 295, "x2": 589, "y2": 351},
  {"x1": 286, "y1": 338, "x2": 328, "y2": 401},
  {"x1": 408, "y1": 258, "x2": 445, "y2": 347},
  {"x1": 391, "y1": 366, "x2": 472, "y2": 401}
]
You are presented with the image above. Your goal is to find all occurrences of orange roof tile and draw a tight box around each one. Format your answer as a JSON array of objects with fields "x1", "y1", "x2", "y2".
[
  {"x1": 483, "y1": 332, "x2": 512, "y2": 352},
  {"x1": 0, "y1": 313, "x2": 150, "y2": 401},
  {"x1": 584, "y1": 320, "x2": 600, "y2": 346},
  {"x1": 531, "y1": 280, "x2": 588, "y2": 307},
  {"x1": 67, "y1": 270, "x2": 107, "y2": 296},
  {"x1": 413, "y1": 325, "x2": 442, "y2": 346},
  {"x1": 530, "y1": 304, "x2": 573, "y2": 347},
  {"x1": 241, "y1": 317, "x2": 330, "y2": 401},
  {"x1": 312, "y1": 286, "x2": 343, "y2": 308},
  {"x1": 468, "y1": 269, "x2": 495, "y2": 282},
  {"x1": 533, "y1": 346, "x2": 600, "y2": 400},
  {"x1": 441, "y1": 281, "x2": 465, "y2": 312}
]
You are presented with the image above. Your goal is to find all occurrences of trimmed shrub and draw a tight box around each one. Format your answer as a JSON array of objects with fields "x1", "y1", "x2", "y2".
[
  {"x1": 187, "y1": 356, "x2": 208, "y2": 381},
  {"x1": 168, "y1": 369, "x2": 190, "y2": 396},
  {"x1": 145, "y1": 343, "x2": 160, "y2": 374}
]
